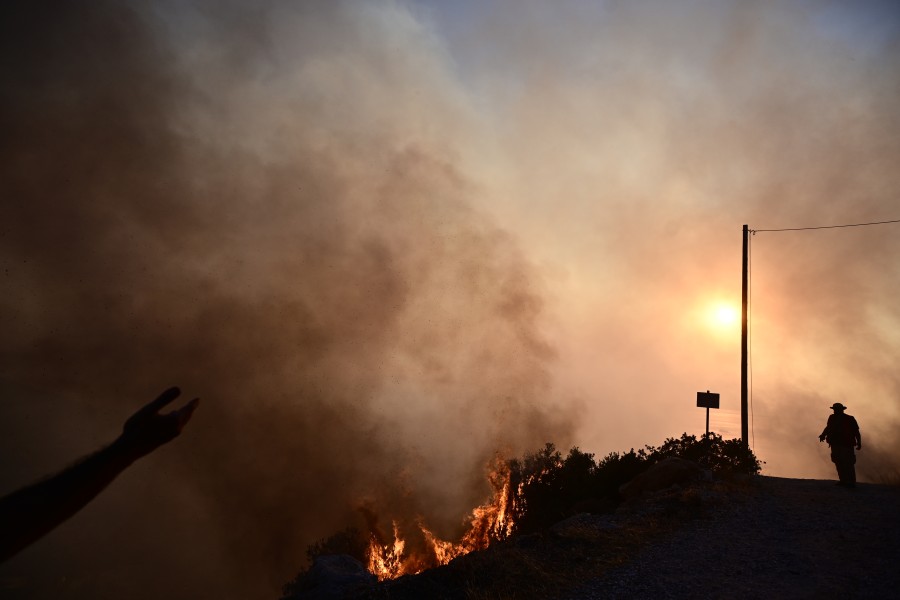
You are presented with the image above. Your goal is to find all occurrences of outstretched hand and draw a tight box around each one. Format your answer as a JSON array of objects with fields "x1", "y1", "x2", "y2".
[
  {"x1": 0, "y1": 386, "x2": 201, "y2": 562},
  {"x1": 116, "y1": 387, "x2": 199, "y2": 461}
]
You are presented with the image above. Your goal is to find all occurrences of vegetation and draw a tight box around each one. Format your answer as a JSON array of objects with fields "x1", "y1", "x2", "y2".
[
  {"x1": 285, "y1": 432, "x2": 761, "y2": 597},
  {"x1": 303, "y1": 526, "x2": 368, "y2": 565},
  {"x1": 508, "y1": 432, "x2": 761, "y2": 534}
]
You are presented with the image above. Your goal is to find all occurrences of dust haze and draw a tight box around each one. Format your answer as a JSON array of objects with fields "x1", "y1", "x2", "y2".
[{"x1": 1, "y1": 1, "x2": 898, "y2": 599}]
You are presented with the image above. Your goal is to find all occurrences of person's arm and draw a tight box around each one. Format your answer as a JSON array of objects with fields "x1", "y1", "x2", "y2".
[
  {"x1": 0, "y1": 387, "x2": 199, "y2": 563},
  {"x1": 853, "y1": 418, "x2": 862, "y2": 450}
]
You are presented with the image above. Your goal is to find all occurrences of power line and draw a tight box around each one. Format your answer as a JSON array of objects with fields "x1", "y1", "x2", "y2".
[
  {"x1": 752, "y1": 218, "x2": 900, "y2": 233},
  {"x1": 742, "y1": 216, "x2": 899, "y2": 452}
]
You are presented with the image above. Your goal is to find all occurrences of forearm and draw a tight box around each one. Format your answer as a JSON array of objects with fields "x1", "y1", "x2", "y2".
[
  {"x1": 0, "y1": 437, "x2": 138, "y2": 562},
  {"x1": 0, "y1": 387, "x2": 198, "y2": 563}
]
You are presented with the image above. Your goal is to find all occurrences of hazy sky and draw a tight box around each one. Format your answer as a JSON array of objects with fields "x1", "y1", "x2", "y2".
[{"x1": 1, "y1": 1, "x2": 898, "y2": 599}]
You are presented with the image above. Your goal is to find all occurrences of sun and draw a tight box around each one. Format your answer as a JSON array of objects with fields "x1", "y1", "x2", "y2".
[{"x1": 711, "y1": 303, "x2": 739, "y2": 329}]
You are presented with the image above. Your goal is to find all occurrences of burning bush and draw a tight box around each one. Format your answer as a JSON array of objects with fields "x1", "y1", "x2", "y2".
[{"x1": 283, "y1": 431, "x2": 760, "y2": 592}]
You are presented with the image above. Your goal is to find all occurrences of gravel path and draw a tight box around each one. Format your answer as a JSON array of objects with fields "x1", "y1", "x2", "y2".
[{"x1": 565, "y1": 477, "x2": 900, "y2": 600}]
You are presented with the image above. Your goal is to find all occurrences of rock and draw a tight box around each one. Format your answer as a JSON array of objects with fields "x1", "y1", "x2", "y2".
[
  {"x1": 282, "y1": 554, "x2": 376, "y2": 600},
  {"x1": 619, "y1": 457, "x2": 705, "y2": 500}
]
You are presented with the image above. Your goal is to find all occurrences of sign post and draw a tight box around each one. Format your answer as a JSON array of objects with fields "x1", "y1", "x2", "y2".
[
  {"x1": 696, "y1": 390, "x2": 720, "y2": 439},
  {"x1": 697, "y1": 391, "x2": 720, "y2": 466}
]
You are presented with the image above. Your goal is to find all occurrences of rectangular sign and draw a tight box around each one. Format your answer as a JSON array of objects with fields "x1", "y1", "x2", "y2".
[{"x1": 697, "y1": 391, "x2": 720, "y2": 409}]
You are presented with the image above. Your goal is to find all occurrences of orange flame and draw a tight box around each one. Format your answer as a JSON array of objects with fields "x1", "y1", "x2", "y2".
[
  {"x1": 366, "y1": 521, "x2": 406, "y2": 581},
  {"x1": 365, "y1": 460, "x2": 517, "y2": 580}
]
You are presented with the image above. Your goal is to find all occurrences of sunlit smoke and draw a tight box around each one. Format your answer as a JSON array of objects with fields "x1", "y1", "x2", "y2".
[{"x1": 1, "y1": 1, "x2": 899, "y2": 599}]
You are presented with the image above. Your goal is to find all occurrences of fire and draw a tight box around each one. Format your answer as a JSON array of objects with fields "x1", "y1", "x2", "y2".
[
  {"x1": 420, "y1": 526, "x2": 466, "y2": 566},
  {"x1": 365, "y1": 459, "x2": 517, "y2": 581},
  {"x1": 366, "y1": 521, "x2": 406, "y2": 581}
]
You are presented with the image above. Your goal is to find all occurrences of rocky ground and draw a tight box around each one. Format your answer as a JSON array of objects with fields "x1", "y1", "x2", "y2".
[{"x1": 288, "y1": 476, "x2": 900, "y2": 600}]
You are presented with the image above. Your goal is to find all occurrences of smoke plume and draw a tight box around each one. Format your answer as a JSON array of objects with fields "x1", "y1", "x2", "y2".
[
  {"x1": 0, "y1": 2, "x2": 570, "y2": 598},
  {"x1": 2, "y1": 1, "x2": 899, "y2": 599}
]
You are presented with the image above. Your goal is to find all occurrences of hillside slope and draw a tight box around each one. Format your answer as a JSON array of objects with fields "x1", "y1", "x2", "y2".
[
  {"x1": 316, "y1": 476, "x2": 900, "y2": 599},
  {"x1": 569, "y1": 476, "x2": 900, "y2": 599}
]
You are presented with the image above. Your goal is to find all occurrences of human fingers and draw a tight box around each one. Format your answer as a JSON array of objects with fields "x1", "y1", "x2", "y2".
[
  {"x1": 134, "y1": 387, "x2": 182, "y2": 419},
  {"x1": 125, "y1": 387, "x2": 181, "y2": 430},
  {"x1": 174, "y1": 397, "x2": 200, "y2": 430}
]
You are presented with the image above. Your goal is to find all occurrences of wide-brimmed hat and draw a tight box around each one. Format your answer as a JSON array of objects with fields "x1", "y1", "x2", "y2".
[{"x1": 830, "y1": 403, "x2": 847, "y2": 410}]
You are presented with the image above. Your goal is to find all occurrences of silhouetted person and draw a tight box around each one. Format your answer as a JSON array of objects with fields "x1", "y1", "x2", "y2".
[
  {"x1": 0, "y1": 387, "x2": 199, "y2": 562},
  {"x1": 819, "y1": 402, "x2": 861, "y2": 487}
]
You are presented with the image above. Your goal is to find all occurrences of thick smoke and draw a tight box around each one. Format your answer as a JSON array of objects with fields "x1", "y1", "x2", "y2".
[
  {"x1": 0, "y1": 2, "x2": 570, "y2": 598},
  {"x1": 2, "y1": 1, "x2": 899, "y2": 599}
]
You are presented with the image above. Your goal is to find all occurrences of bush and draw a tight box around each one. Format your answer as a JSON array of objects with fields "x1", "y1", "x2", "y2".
[
  {"x1": 304, "y1": 526, "x2": 368, "y2": 565},
  {"x1": 646, "y1": 432, "x2": 762, "y2": 475},
  {"x1": 508, "y1": 432, "x2": 760, "y2": 535},
  {"x1": 298, "y1": 432, "x2": 761, "y2": 568}
]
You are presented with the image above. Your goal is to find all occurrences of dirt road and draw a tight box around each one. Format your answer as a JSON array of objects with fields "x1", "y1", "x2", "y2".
[{"x1": 567, "y1": 477, "x2": 900, "y2": 599}]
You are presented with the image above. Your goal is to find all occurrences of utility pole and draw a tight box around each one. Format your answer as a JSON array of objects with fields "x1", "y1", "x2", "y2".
[{"x1": 741, "y1": 225, "x2": 749, "y2": 447}]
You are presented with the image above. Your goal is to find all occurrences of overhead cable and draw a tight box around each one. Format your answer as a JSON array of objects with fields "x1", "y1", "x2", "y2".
[{"x1": 752, "y1": 218, "x2": 900, "y2": 233}]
